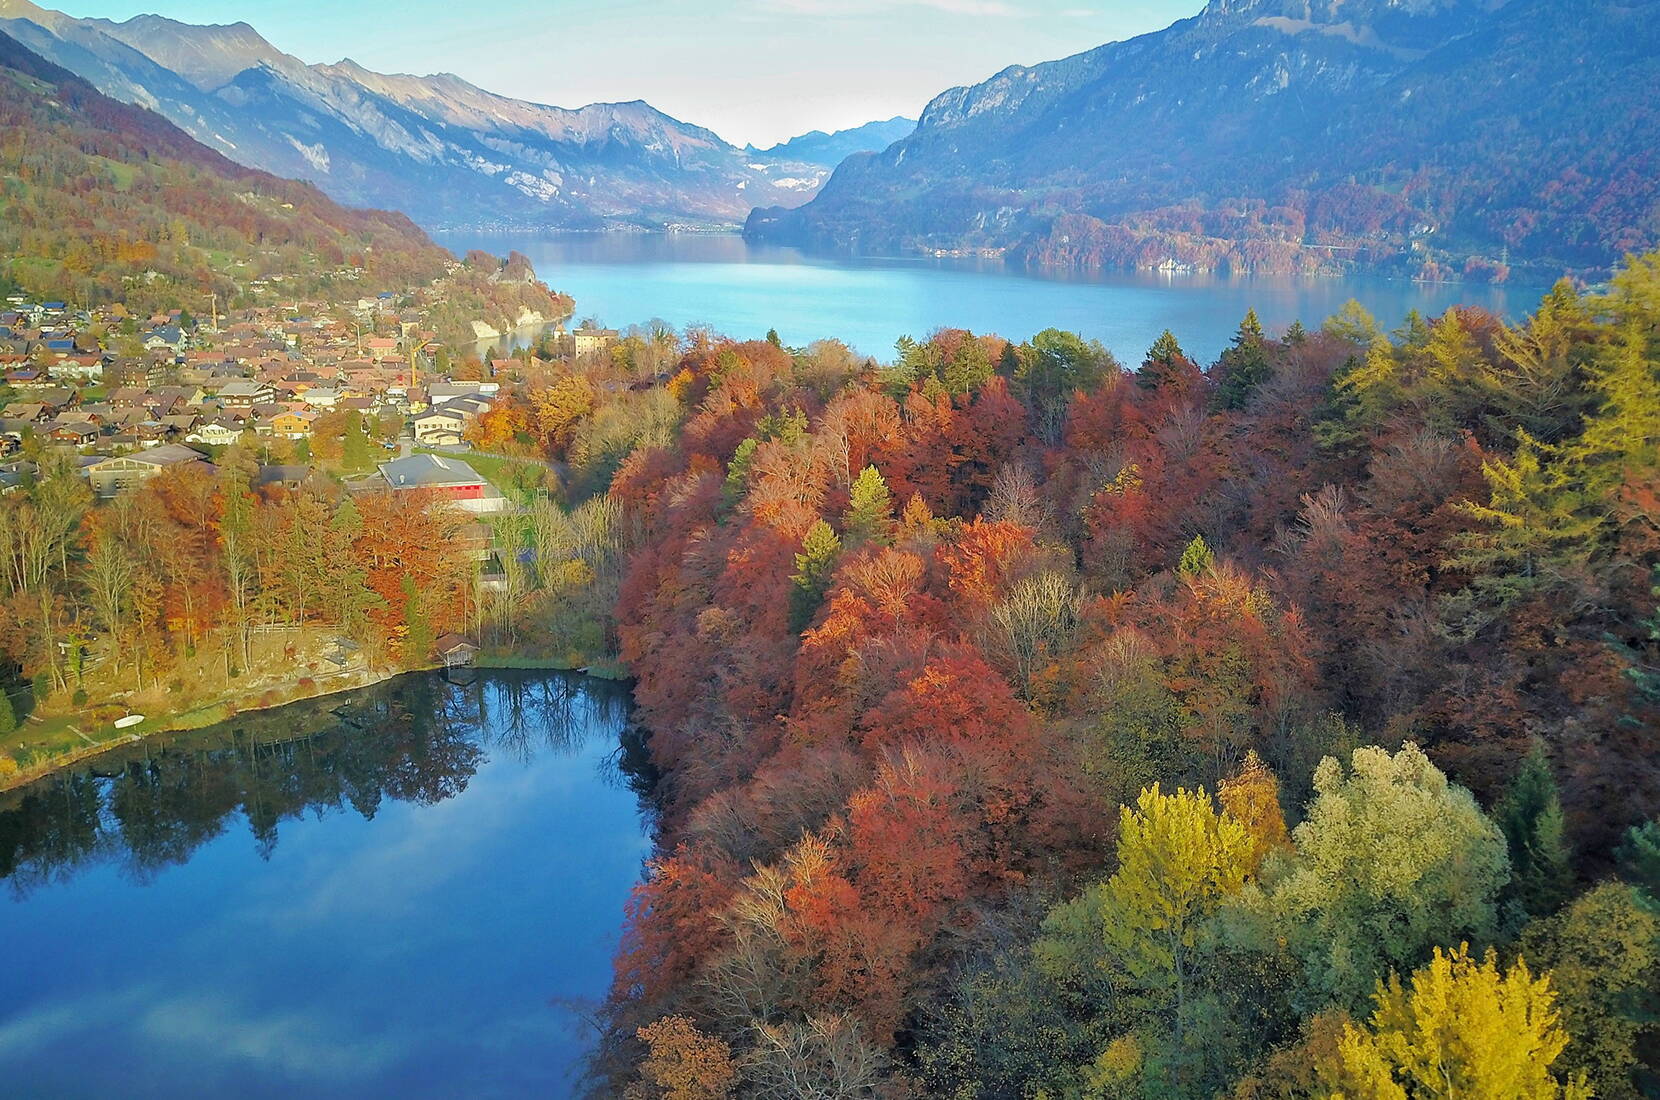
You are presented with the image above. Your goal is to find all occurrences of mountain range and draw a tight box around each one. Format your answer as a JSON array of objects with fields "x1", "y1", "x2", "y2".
[
  {"x1": 748, "y1": 0, "x2": 1660, "y2": 279},
  {"x1": 0, "y1": 0, "x2": 888, "y2": 231},
  {"x1": 0, "y1": 28, "x2": 562, "y2": 342}
]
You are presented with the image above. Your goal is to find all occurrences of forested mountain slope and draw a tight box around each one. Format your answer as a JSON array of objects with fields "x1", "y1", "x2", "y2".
[
  {"x1": 749, "y1": 0, "x2": 1660, "y2": 280},
  {"x1": 0, "y1": 31, "x2": 562, "y2": 333},
  {"x1": 0, "y1": 30, "x2": 448, "y2": 303}
]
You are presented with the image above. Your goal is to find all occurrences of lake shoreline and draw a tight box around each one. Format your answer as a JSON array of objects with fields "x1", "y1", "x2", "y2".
[
  {"x1": 0, "y1": 650, "x2": 627, "y2": 795},
  {"x1": 428, "y1": 230, "x2": 1545, "y2": 364},
  {"x1": 434, "y1": 227, "x2": 1538, "y2": 288}
]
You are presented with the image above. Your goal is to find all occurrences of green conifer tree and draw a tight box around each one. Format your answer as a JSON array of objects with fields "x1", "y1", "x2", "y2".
[
  {"x1": 790, "y1": 519, "x2": 842, "y2": 632},
  {"x1": 1137, "y1": 329, "x2": 1188, "y2": 389},
  {"x1": 342, "y1": 410, "x2": 372, "y2": 471},
  {"x1": 1495, "y1": 740, "x2": 1574, "y2": 916},
  {"x1": 1215, "y1": 309, "x2": 1272, "y2": 410},
  {"x1": 843, "y1": 465, "x2": 894, "y2": 547},
  {"x1": 402, "y1": 573, "x2": 433, "y2": 666},
  {"x1": 1177, "y1": 534, "x2": 1215, "y2": 577}
]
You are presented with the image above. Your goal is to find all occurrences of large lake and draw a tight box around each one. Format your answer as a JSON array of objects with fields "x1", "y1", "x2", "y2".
[
  {"x1": 0, "y1": 672, "x2": 649, "y2": 1098},
  {"x1": 435, "y1": 232, "x2": 1549, "y2": 364}
]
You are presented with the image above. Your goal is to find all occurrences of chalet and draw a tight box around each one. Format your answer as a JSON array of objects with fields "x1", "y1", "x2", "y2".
[
  {"x1": 159, "y1": 413, "x2": 200, "y2": 438},
  {"x1": 300, "y1": 386, "x2": 341, "y2": 408},
  {"x1": 186, "y1": 420, "x2": 244, "y2": 446},
  {"x1": 86, "y1": 444, "x2": 212, "y2": 497},
  {"x1": 34, "y1": 387, "x2": 75, "y2": 413},
  {"x1": 105, "y1": 359, "x2": 163, "y2": 389},
  {"x1": 48, "y1": 421, "x2": 100, "y2": 447},
  {"x1": 270, "y1": 409, "x2": 318, "y2": 439},
  {"x1": 364, "y1": 337, "x2": 400, "y2": 361},
  {"x1": 154, "y1": 385, "x2": 206, "y2": 408},
  {"x1": 143, "y1": 326, "x2": 186, "y2": 352},
  {"x1": 1, "y1": 403, "x2": 48, "y2": 423},
  {"x1": 140, "y1": 394, "x2": 181, "y2": 417},
  {"x1": 216, "y1": 379, "x2": 275, "y2": 408}
]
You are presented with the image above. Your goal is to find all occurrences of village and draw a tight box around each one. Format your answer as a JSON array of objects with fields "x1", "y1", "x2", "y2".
[{"x1": 0, "y1": 289, "x2": 619, "y2": 505}]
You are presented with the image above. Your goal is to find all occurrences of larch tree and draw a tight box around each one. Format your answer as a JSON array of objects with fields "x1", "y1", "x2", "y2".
[{"x1": 1178, "y1": 534, "x2": 1216, "y2": 577}]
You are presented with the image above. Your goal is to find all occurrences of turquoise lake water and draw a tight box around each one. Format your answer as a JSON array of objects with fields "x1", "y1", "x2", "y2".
[{"x1": 436, "y1": 231, "x2": 1547, "y2": 364}]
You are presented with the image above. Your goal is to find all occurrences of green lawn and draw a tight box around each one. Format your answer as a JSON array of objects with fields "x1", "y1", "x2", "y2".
[{"x1": 89, "y1": 155, "x2": 138, "y2": 191}]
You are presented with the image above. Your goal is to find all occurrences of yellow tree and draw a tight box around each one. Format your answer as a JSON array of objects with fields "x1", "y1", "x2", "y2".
[
  {"x1": 1318, "y1": 945, "x2": 1590, "y2": 1100},
  {"x1": 1041, "y1": 785, "x2": 1255, "y2": 1034},
  {"x1": 531, "y1": 373, "x2": 596, "y2": 457},
  {"x1": 1218, "y1": 750, "x2": 1290, "y2": 873}
]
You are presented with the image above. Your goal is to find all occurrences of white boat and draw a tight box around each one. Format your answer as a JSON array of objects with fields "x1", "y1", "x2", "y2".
[{"x1": 113, "y1": 714, "x2": 144, "y2": 729}]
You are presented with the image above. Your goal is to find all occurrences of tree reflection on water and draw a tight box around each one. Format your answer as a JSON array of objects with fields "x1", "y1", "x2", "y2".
[{"x1": 0, "y1": 670, "x2": 646, "y2": 897}]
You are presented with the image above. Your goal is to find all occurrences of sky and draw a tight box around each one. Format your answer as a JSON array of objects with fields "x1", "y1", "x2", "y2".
[{"x1": 56, "y1": 0, "x2": 1204, "y2": 147}]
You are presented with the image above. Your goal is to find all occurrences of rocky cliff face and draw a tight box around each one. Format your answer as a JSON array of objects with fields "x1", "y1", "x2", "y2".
[
  {"x1": 0, "y1": 1, "x2": 824, "y2": 231},
  {"x1": 749, "y1": 0, "x2": 1657, "y2": 279}
]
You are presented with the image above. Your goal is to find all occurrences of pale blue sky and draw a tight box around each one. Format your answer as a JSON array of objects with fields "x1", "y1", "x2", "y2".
[{"x1": 58, "y1": 0, "x2": 1203, "y2": 146}]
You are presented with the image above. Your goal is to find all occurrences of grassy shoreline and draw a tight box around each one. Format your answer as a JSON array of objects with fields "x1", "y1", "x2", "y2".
[{"x1": 0, "y1": 649, "x2": 626, "y2": 794}]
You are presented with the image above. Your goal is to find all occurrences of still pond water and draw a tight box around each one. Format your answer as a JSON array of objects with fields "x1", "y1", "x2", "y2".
[
  {"x1": 436, "y1": 231, "x2": 1548, "y2": 364},
  {"x1": 0, "y1": 672, "x2": 649, "y2": 1098}
]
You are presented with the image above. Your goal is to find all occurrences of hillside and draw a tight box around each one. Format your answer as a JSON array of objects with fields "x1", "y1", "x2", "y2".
[
  {"x1": 0, "y1": 30, "x2": 564, "y2": 335},
  {"x1": 748, "y1": 0, "x2": 1660, "y2": 280},
  {"x1": 0, "y1": 1, "x2": 826, "y2": 231}
]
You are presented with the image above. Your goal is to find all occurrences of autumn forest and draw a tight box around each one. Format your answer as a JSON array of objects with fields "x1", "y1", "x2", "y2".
[{"x1": 581, "y1": 257, "x2": 1660, "y2": 1097}]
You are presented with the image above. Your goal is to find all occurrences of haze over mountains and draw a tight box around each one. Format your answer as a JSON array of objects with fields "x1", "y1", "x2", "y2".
[
  {"x1": 4, "y1": 0, "x2": 1656, "y2": 279},
  {"x1": 745, "y1": 116, "x2": 915, "y2": 169},
  {"x1": 0, "y1": 0, "x2": 906, "y2": 232},
  {"x1": 750, "y1": 0, "x2": 1660, "y2": 278}
]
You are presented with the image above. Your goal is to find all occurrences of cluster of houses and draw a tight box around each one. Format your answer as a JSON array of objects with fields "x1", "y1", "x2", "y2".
[
  {"x1": 0, "y1": 294, "x2": 621, "y2": 466},
  {"x1": 1, "y1": 298, "x2": 424, "y2": 460},
  {"x1": 0, "y1": 293, "x2": 594, "y2": 517}
]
